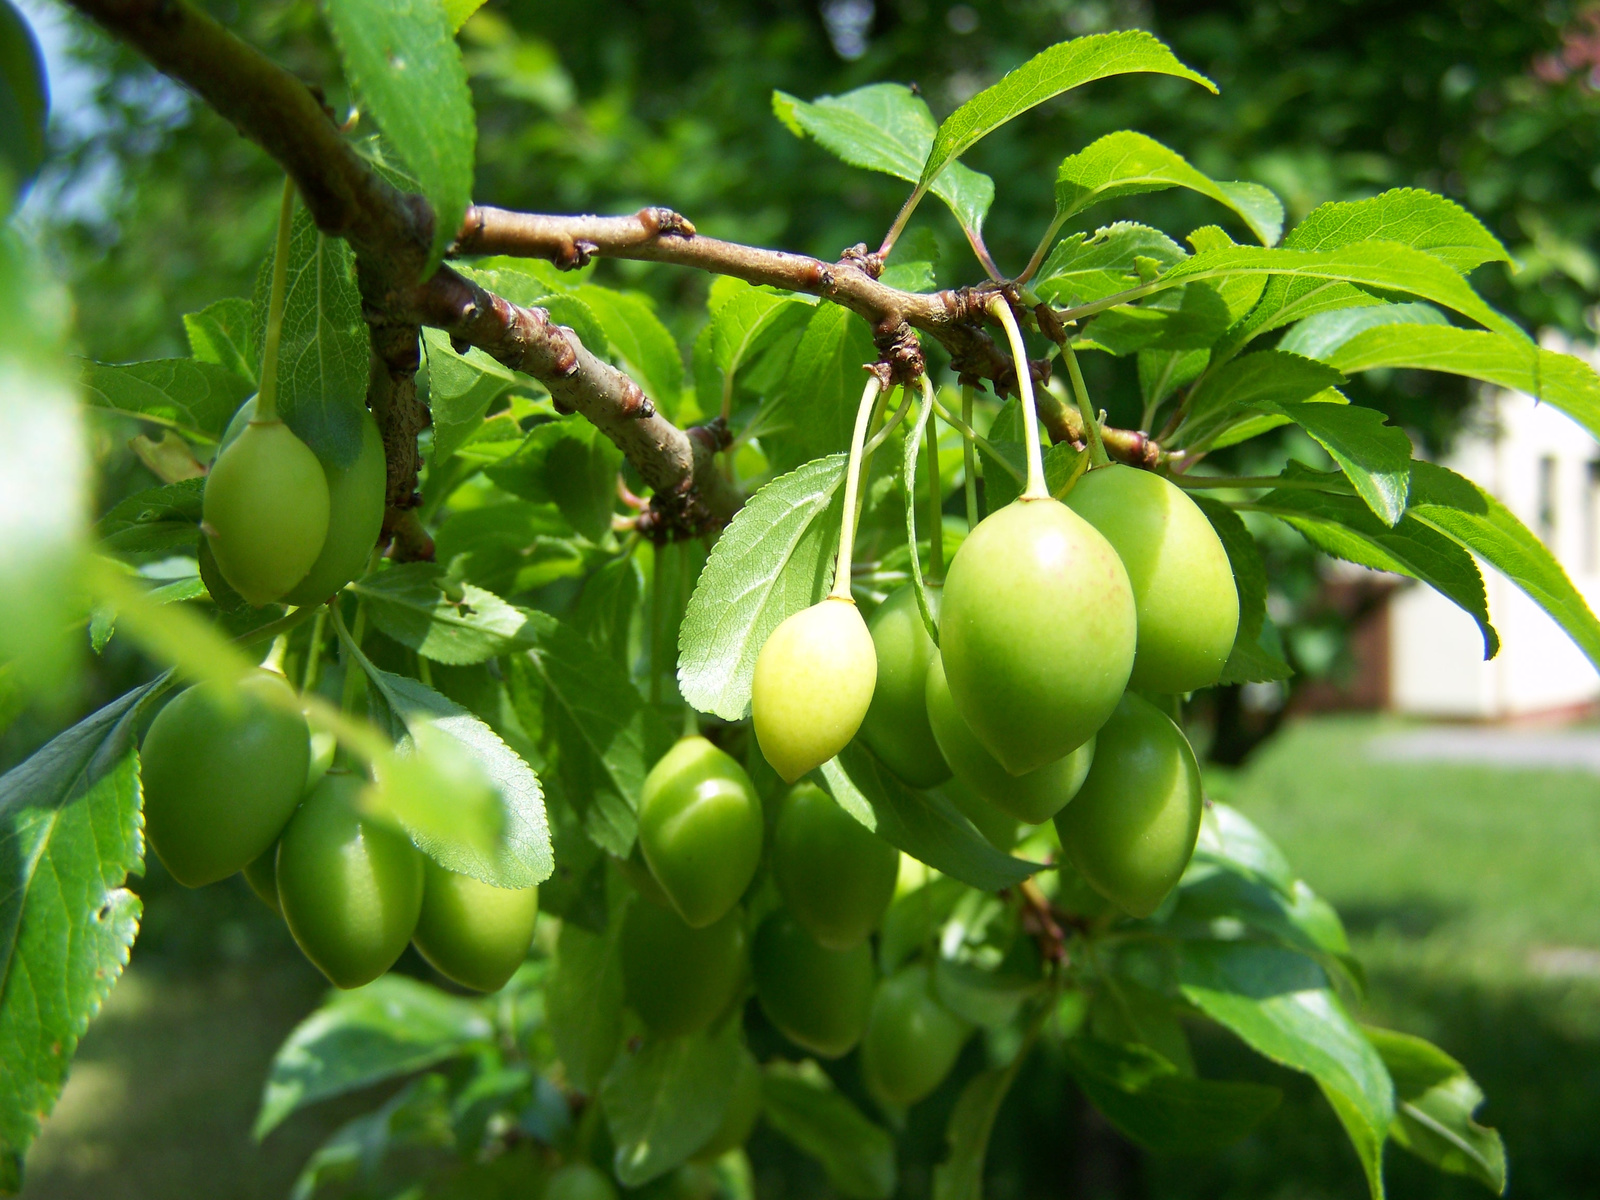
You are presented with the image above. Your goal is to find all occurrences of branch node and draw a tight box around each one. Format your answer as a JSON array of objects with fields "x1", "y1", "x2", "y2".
[
  {"x1": 639, "y1": 206, "x2": 696, "y2": 238},
  {"x1": 840, "y1": 242, "x2": 884, "y2": 280}
]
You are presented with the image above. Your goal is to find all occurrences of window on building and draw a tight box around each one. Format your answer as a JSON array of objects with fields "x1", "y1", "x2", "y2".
[
  {"x1": 1586, "y1": 460, "x2": 1600, "y2": 572},
  {"x1": 1538, "y1": 454, "x2": 1559, "y2": 545}
]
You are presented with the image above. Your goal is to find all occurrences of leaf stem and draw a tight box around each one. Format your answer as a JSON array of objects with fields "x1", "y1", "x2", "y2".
[
  {"x1": 1017, "y1": 211, "x2": 1068, "y2": 288},
  {"x1": 255, "y1": 176, "x2": 296, "y2": 424},
  {"x1": 862, "y1": 382, "x2": 914, "y2": 456},
  {"x1": 337, "y1": 599, "x2": 368, "y2": 715},
  {"x1": 960, "y1": 383, "x2": 979, "y2": 526},
  {"x1": 301, "y1": 605, "x2": 328, "y2": 693},
  {"x1": 831, "y1": 375, "x2": 884, "y2": 600},
  {"x1": 987, "y1": 298, "x2": 1048, "y2": 500},
  {"x1": 1062, "y1": 342, "x2": 1110, "y2": 468},
  {"x1": 878, "y1": 185, "x2": 927, "y2": 261},
  {"x1": 1171, "y1": 474, "x2": 1350, "y2": 492},
  {"x1": 924, "y1": 385, "x2": 944, "y2": 581}
]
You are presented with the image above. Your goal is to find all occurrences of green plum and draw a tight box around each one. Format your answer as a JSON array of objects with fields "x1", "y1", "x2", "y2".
[
  {"x1": 638, "y1": 737, "x2": 763, "y2": 928},
  {"x1": 858, "y1": 586, "x2": 949, "y2": 787},
  {"x1": 924, "y1": 653, "x2": 1094, "y2": 824},
  {"x1": 140, "y1": 670, "x2": 309, "y2": 887},
  {"x1": 544, "y1": 1163, "x2": 617, "y2": 1200},
  {"x1": 276, "y1": 773, "x2": 424, "y2": 988},
  {"x1": 860, "y1": 964, "x2": 971, "y2": 1105},
  {"x1": 1064, "y1": 464, "x2": 1239, "y2": 694},
  {"x1": 203, "y1": 416, "x2": 330, "y2": 605},
  {"x1": 938, "y1": 779, "x2": 1020, "y2": 851},
  {"x1": 752, "y1": 910, "x2": 874, "y2": 1058},
  {"x1": 412, "y1": 857, "x2": 539, "y2": 992},
  {"x1": 939, "y1": 499, "x2": 1135, "y2": 775},
  {"x1": 751, "y1": 597, "x2": 876, "y2": 783},
  {"x1": 692, "y1": 1048, "x2": 762, "y2": 1161},
  {"x1": 615, "y1": 844, "x2": 672, "y2": 908},
  {"x1": 243, "y1": 843, "x2": 281, "y2": 914},
  {"x1": 1053, "y1": 692, "x2": 1203, "y2": 918},
  {"x1": 620, "y1": 898, "x2": 745, "y2": 1038},
  {"x1": 771, "y1": 781, "x2": 899, "y2": 950}
]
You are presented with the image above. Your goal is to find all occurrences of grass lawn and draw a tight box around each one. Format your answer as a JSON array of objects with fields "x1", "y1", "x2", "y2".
[{"x1": 16, "y1": 715, "x2": 1600, "y2": 1198}]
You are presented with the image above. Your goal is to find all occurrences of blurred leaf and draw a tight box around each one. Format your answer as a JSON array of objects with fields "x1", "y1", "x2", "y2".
[
  {"x1": 575, "y1": 285, "x2": 684, "y2": 419},
  {"x1": 930, "y1": 1035, "x2": 1030, "y2": 1200},
  {"x1": 547, "y1": 914, "x2": 625, "y2": 1093},
  {"x1": 1364, "y1": 1026, "x2": 1506, "y2": 1194},
  {"x1": 422, "y1": 328, "x2": 519, "y2": 464},
  {"x1": 602, "y1": 1017, "x2": 743, "y2": 1186},
  {"x1": 921, "y1": 32, "x2": 1214, "y2": 192},
  {"x1": 81, "y1": 358, "x2": 252, "y2": 444},
  {"x1": 1180, "y1": 942, "x2": 1394, "y2": 1200},
  {"x1": 183, "y1": 296, "x2": 257, "y2": 383},
  {"x1": 774, "y1": 83, "x2": 994, "y2": 240},
  {"x1": 1055, "y1": 131, "x2": 1281, "y2": 245},
  {"x1": 255, "y1": 975, "x2": 492, "y2": 1139},
  {"x1": 288, "y1": 1073, "x2": 454, "y2": 1200},
  {"x1": 1065, "y1": 1037, "x2": 1281, "y2": 1151},
  {"x1": 1277, "y1": 301, "x2": 1447, "y2": 363},
  {"x1": 0, "y1": 0, "x2": 47, "y2": 214},
  {"x1": 678, "y1": 454, "x2": 846, "y2": 720},
  {"x1": 324, "y1": 0, "x2": 474, "y2": 270},
  {"x1": 762, "y1": 1060, "x2": 895, "y2": 1200},
  {"x1": 1034, "y1": 222, "x2": 1187, "y2": 307},
  {"x1": 442, "y1": 0, "x2": 486, "y2": 31},
  {"x1": 89, "y1": 572, "x2": 206, "y2": 654},
  {"x1": 464, "y1": 265, "x2": 611, "y2": 355},
  {"x1": 0, "y1": 677, "x2": 166, "y2": 1189},
  {"x1": 96, "y1": 479, "x2": 204, "y2": 555}
]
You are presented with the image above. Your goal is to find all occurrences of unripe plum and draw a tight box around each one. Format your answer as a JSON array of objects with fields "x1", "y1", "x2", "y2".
[
  {"x1": 860, "y1": 964, "x2": 971, "y2": 1105},
  {"x1": 140, "y1": 670, "x2": 310, "y2": 887},
  {"x1": 751, "y1": 597, "x2": 876, "y2": 783},
  {"x1": 924, "y1": 653, "x2": 1093, "y2": 824},
  {"x1": 939, "y1": 499, "x2": 1135, "y2": 774},
  {"x1": 1053, "y1": 692, "x2": 1203, "y2": 918},
  {"x1": 772, "y1": 781, "x2": 899, "y2": 950},
  {"x1": 276, "y1": 773, "x2": 424, "y2": 988},
  {"x1": 620, "y1": 898, "x2": 745, "y2": 1038},
  {"x1": 411, "y1": 857, "x2": 539, "y2": 992},
  {"x1": 752, "y1": 910, "x2": 874, "y2": 1058},
  {"x1": 283, "y1": 407, "x2": 386, "y2": 605},
  {"x1": 544, "y1": 1163, "x2": 617, "y2": 1200},
  {"x1": 858, "y1": 586, "x2": 949, "y2": 787},
  {"x1": 243, "y1": 843, "x2": 281, "y2": 914},
  {"x1": 638, "y1": 737, "x2": 763, "y2": 928},
  {"x1": 203, "y1": 416, "x2": 330, "y2": 605},
  {"x1": 1064, "y1": 465, "x2": 1238, "y2": 694}
]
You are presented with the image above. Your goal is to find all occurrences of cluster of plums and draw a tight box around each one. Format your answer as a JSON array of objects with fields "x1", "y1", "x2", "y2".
[
  {"x1": 203, "y1": 397, "x2": 386, "y2": 607},
  {"x1": 623, "y1": 737, "x2": 967, "y2": 1108},
  {"x1": 751, "y1": 463, "x2": 1240, "y2": 918},
  {"x1": 139, "y1": 670, "x2": 539, "y2": 992}
]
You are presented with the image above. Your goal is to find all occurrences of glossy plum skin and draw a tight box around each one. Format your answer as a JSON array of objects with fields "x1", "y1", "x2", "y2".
[
  {"x1": 1064, "y1": 465, "x2": 1239, "y2": 694},
  {"x1": 203, "y1": 418, "x2": 329, "y2": 605},
  {"x1": 752, "y1": 910, "x2": 874, "y2": 1059},
  {"x1": 924, "y1": 653, "x2": 1094, "y2": 824},
  {"x1": 638, "y1": 737, "x2": 763, "y2": 928},
  {"x1": 140, "y1": 670, "x2": 310, "y2": 888},
  {"x1": 751, "y1": 598, "x2": 876, "y2": 783},
  {"x1": 939, "y1": 498, "x2": 1135, "y2": 775},
  {"x1": 276, "y1": 773, "x2": 424, "y2": 988},
  {"x1": 1053, "y1": 692, "x2": 1203, "y2": 918},
  {"x1": 411, "y1": 858, "x2": 539, "y2": 992},
  {"x1": 860, "y1": 964, "x2": 971, "y2": 1105},
  {"x1": 283, "y1": 407, "x2": 386, "y2": 605},
  {"x1": 620, "y1": 898, "x2": 745, "y2": 1038},
  {"x1": 243, "y1": 844, "x2": 281, "y2": 913},
  {"x1": 858, "y1": 586, "x2": 949, "y2": 787},
  {"x1": 772, "y1": 782, "x2": 899, "y2": 950}
]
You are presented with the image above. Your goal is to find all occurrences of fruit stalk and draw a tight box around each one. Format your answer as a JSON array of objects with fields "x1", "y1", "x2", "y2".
[
  {"x1": 922, "y1": 375, "x2": 944, "y2": 581},
  {"x1": 830, "y1": 375, "x2": 884, "y2": 600},
  {"x1": 1062, "y1": 341, "x2": 1110, "y2": 468},
  {"x1": 255, "y1": 176, "x2": 296, "y2": 423},
  {"x1": 986, "y1": 297, "x2": 1047, "y2": 501},
  {"x1": 960, "y1": 383, "x2": 979, "y2": 528}
]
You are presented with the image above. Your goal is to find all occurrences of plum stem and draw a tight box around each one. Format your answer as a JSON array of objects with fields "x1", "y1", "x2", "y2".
[
  {"x1": 988, "y1": 297, "x2": 1048, "y2": 500},
  {"x1": 831, "y1": 375, "x2": 884, "y2": 599},
  {"x1": 960, "y1": 383, "x2": 979, "y2": 526},
  {"x1": 1063, "y1": 342, "x2": 1110, "y2": 468},
  {"x1": 255, "y1": 176, "x2": 296, "y2": 424}
]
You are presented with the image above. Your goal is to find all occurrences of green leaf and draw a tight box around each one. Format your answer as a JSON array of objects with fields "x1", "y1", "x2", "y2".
[
  {"x1": 1034, "y1": 222, "x2": 1188, "y2": 307},
  {"x1": 1326, "y1": 324, "x2": 1600, "y2": 443},
  {"x1": 183, "y1": 296, "x2": 258, "y2": 383},
  {"x1": 81, "y1": 358, "x2": 253, "y2": 443},
  {"x1": 486, "y1": 416, "x2": 623, "y2": 542},
  {"x1": 698, "y1": 278, "x2": 812, "y2": 420},
  {"x1": 288, "y1": 1073, "x2": 452, "y2": 1200},
  {"x1": 352, "y1": 562, "x2": 539, "y2": 665},
  {"x1": 0, "y1": 679, "x2": 165, "y2": 1188},
  {"x1": 463, "y1": 265, "x2": 611, "y2": 356},
  {"x1": 821, "y1": 745, "x2": 1040, "y2": 892},
  {"x1": 250, "y1": 207, "x2": 371, "y2": 464},
  {"x1": 254, "y1": 975, "x2": 492, "y2": 1139},
  {"x1": 1194, "y1": 801, "x2": 1297, "y2": 895},
  {"x1": 1065, "y1": 1037, "x2": 1280, "y2": 1151},
  {"x1": 1217, "y1": 621, "x2": 1295, "y2": 685},
  {"x1": 920, "y1": 32, "x2": 1214, "y2": 192},
  {"x1": 547, "y1": 916, "x2": 625, "y2": 1094},
  {"x1": 678, "y1": 454, "x2": 846, "y2": 720},
  {"x1": 89, "y1": 573, "x2": 207, "y2": 654},
  {"x1": 96, "y1": 479, "x2": 204, "y2": 555},
  {"x1": 441, "y1": 0, "x2": 485, "y2": 31},
  {"x1": 601, "y1": 1018, "x2": 743, "y2": 1186},
  {"x1": 572, "y1": 555, "x2": 643, "y2": 671},
  {"x1": 323, "y1": 0, "x2": 475, "y2": 271},
  {"x1": 1054, "y1": 131, "x2": 1281, "y2": 246},
  {"x1": 1277, "y1": 301, "x2": 1447, "y2": 363},
  {"x1": 512, "y1": 610, "x2": 674, "y2": 858},
  {"x1": 1407, "y1": 461, "x2": 1600, "y2": 672},
  {"x1": 433, "y1": 501, "x2": 587, "y2": 597},
  {"x1": 773, "y1": 83, "x2": 994, "y2": 241},
  {"x1": 1252, "y1": 486, "x2": 1499, "y2": 659},
  {"x1": 1282, "y1": 188, "x2": 1511, "y2": 274},
  {"x1": 1179, "y1": 350, "x2": 1346, "y2": 449},
  {"x1": 1086, "y1": 282, "x2": 1235, "y2": 357},
  {"x1": 1189, "y1": 496, "x2": 1293, "y2": 685},
  {"x1": 977, "y1": 397, "x2": 1029, "y2": 515},
  {"x1": 1364, "y1": 1026, "x2": 1506, "y2": 1193},
  {"x1": 1176, "y1": 866, "x2": 1360, "y2": 991},
  {"x1": 1180, "y1": 942, "x2": 1394, "y2": 1199},
  {"x1": 574, "y1": 285, "x2": 684, "y2": 419},
  {"x1": 765, "y1": 305, "x2": 878, "y2": 472},
  {"x1": 1256, "y1": 399, "x2": 1412, "y2": 525},
  {"x1": 762, "y1": 1060, "x2": 896, "y2": 1200},
  {"x1": 930, "y1": 1040, "x2": 1030, "y2": 1200},
  {"x1": 0, "y1": 0, "x2": 48, "y2": 215},
  {"x1": 422, "y1": 328, "x2": 518, "y2": 464}
]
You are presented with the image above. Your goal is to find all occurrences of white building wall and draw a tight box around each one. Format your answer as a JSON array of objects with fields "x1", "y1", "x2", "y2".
[{"x1": 1389, "y1": 330, "x2": 1600, "y2": 718}]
